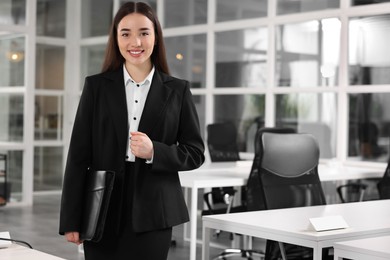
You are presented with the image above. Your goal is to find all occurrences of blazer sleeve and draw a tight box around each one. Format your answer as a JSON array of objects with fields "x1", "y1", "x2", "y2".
[
  {"x1": 59, "y1": 78, "x2": 94, "y2": 235},
  {"x1": 151, "y1": 82, "x2": 205, "y2": 172}
]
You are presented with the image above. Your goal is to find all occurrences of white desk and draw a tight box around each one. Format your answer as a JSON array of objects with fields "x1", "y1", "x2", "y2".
[
  {"x1": 202, "y1": 200, "x2": 390, "y2": 260},
  {"x1": 179, "y1": 161, "x2": 384, "y2": 260},
  {"x1": 0, "y1": 244, "x2": 65, "y2": 259},
  {"x1": 334, "y1": 235, "x2": 390, "y2": 260}
]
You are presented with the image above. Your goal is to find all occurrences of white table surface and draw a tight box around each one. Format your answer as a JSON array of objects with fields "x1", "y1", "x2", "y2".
[
  {"x1": 201, "y1": 199, "x2": 390, "y2": 260},
  {"x1": 0, "y1": 244, "x2": 65, "y2": 260},
  {"x1": 179, "y1": 161, "x2": 384, "y2": 260},
  {"x1": 333, "y1": 235, "x2": 390, "y2": 260}
]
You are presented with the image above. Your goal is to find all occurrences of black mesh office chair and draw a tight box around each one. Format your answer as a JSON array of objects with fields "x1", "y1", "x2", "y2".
[
  {"x1": 247, "y1": 132, "x2": 331, "y2": 260},
  {"x1": 207, "y1": 122, "x2": 240, "y2": 162},
  {"x1": 246, "y1": 127, "x2": 295, "y2": 212},
  {"x1": 377, "y1": 157, "x2": 390, "y2": 199}
]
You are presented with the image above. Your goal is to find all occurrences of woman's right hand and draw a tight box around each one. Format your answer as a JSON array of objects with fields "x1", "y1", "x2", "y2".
[{"x1": 65, "y1": 231, "x2": 83, "y2": 245}]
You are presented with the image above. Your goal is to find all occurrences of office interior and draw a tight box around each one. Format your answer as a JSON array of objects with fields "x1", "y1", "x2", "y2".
[{"x1": 1, "y1": 0, "x2": 390, "y2": 259}]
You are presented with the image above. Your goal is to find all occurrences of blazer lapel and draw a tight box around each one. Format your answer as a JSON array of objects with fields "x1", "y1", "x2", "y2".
[
  {"x1": 138, "y1": 71, "x2": 172, "y2": 135},
  {"x1": 104, "y1": 69, "x2": 129, "y2": 153}
]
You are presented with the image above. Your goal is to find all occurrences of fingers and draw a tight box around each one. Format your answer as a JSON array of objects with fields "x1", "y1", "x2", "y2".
[
  {"x1": 130, "y1": 131, "x2": 147, "y2": 138},
  {"x1": 130, "y1": 131, "x2": 153, "y2": 159},
  {"x1": 65, "y1": 232, "x2": 83, "y2": 245}
]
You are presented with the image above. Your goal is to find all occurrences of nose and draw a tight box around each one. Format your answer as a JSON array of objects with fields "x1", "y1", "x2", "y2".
[{"x1": 130, "y1": 35, "x2": 141, "y2": 47}]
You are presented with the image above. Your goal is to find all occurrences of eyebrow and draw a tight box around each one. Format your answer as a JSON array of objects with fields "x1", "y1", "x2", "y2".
[{"x1": 119, "y1": 27, "x2": 151, "y2": 32}]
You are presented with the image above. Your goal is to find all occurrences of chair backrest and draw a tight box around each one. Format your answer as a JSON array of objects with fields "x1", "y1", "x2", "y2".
[
  {"x1": 260, "y1": 132, "x2": 326, "y2": 209},
  {"x1": 207, "y1": 122, "x2": 240, "y2": 162},
  {"x1": 246, "y1": 127, "x2": 296, "y2": 211},
  {"x1": 377, "y1": 158, "x2": 390, "y2": 199},
  {"x1": 247, "y1": 131, "x2": 326, "y2": 211}
]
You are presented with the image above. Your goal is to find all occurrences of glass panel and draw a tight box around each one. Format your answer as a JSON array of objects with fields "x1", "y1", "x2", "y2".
[
  {"x1": 0, "y1": 34, "x2": 25, "y2": 87},
  {"x1": 164, "y1": 0, "x2": 207, "y2": 28},
  {"x1": 0, "y1": 150, "x2": 23, "y2": 203},
  {"x1": 352, "y1": 0, "x2": 390, "y2": 5},
  {"x1": 277, "y1": 0, "x2": 339, "y2": 15},
  {"x1": 36, "y1": 0, "x2": 66, "y2": 37},
  {"x1": 0, "y1": 0, "x2": 26, "y2": 25},
  {"x1": 214, "y1": 95, "x2": 265, "y2": 153},
  {"x1": 348, "y1": 93, "x2": 390, "y2": 163},
  {"x1": 215, "y1": 27, "x2": 268, "y2": 88},
  {"x1": 35, "y1": 96, "x2": 63, "y2": 141},
  {"x1": 193, "y1": 95, "x2": 206, "y2": 139},
  {"x1": 34, "y1": 146, "x2": 63, "y2": 191},
  {"x1": 81, "y1": 44, "x2": 106, "y2": 87},
  {"x1": 81, "y1": 0, "x2": 113, "y2": 38},
  {"x1": 216, "y1": 0, "x2": 267, "y2": 22},
  {"x1": 275, "y1": 93, "x2": 337, "y2": 159},
  {"x1": 165, "y1": 34, "x2": 207, "y2": 89},
  {"x1": 349, "y1": 15, "x2": 390, "y2": 85},
  {"x1": 0, "y1": 94, "x2": 23, "y2": 142},
  {"x1": 276, "y1": 18, "x2": 340, "y2": 87},
  {"x1": 36, "y1": 44, "x2": 65, "y2": 90}
]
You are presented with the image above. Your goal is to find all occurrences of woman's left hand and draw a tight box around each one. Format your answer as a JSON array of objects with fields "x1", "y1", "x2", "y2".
[{"x1": 130, "y1": 131, "x2": 153, "y2": 160}]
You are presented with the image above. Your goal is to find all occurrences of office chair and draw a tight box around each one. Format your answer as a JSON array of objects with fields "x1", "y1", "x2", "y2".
[
  {"x1": 246, "y1": 127, "x2": 295, "y2": 212},
  {"x1": 336, "y1": 182, "x2": 368, "y2": 203},
  {"x1": 377, "y1": 157, "x2": 390, "y2": 199},
  {"x1": 247, "y1": 132, "x2": 331, "y2": 260}
]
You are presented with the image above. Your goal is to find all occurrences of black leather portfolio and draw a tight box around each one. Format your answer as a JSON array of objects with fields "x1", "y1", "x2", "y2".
[{"x1": 80, "y1": 169, "x2": 115, "y2": 242}]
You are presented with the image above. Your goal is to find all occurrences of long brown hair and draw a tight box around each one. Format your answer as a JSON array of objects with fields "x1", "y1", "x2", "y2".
[{"x1": 101, "y1": 2, "x2": 170, "y2": 74}]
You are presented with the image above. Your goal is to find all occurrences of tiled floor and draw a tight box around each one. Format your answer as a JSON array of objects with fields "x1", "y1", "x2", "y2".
[{"x1": 0, "y1": 194, "x2": 265, "y2": 260}]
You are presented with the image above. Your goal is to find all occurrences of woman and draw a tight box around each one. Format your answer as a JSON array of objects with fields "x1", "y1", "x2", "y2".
[{"x1": 59, "y1": 2, "x2": 205, "y2": 259}]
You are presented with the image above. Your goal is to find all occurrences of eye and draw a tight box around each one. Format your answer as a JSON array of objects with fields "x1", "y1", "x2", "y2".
[
  {"x1": 121, "y1": 32, "x2": 129, "y2": 37},
  {"x1": 141, "y1": 32, "x2": 149, "y2": 36}
]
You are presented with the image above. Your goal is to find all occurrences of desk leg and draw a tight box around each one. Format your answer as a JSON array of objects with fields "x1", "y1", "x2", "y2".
[
  {"x1": 190, "y1": 186, "x2": 198, "y2": 260},
  {"x1": 183, "y1": 187, "x2": 189, "y2": 240},
  {"x1": 202, "y1": 225, "x2": 210, "y2": 260}
]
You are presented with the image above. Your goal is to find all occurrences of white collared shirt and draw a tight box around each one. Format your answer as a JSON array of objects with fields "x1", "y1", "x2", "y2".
[{"x1": 123, "y1": 64, "x2": 155, "y2": 162}]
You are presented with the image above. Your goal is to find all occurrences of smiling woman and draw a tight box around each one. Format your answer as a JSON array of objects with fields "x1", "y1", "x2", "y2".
[
  {"x1": 117, "y1": 13, "x2": 156, "y2": 79},
  {"x1": 58, "y1": 2, "x2": 205, "y2": 260}
]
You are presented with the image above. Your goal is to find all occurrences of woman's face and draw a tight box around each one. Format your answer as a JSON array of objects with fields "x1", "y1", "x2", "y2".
[{"x1": 117, "y1": 13, "x2": 155, "y2": 70}]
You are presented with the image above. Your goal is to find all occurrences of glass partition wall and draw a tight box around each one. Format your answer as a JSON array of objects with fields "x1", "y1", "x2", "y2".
[{"x1": 1, "y1": 0, "x2": 390, "y2": 205}]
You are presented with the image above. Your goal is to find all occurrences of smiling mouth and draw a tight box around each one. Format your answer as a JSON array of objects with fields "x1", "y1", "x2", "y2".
[{"x1": 129, "y1": 50, "x2": 143, "y2": 55}]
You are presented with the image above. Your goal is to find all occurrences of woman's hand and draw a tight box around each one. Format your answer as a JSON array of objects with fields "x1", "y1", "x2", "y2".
[
  {"x1": 130, "y1": 131, "x2": 154, "y2": 160},
  {"x1": 65, "y1": 231, "x2": 83, "y2": 245}
]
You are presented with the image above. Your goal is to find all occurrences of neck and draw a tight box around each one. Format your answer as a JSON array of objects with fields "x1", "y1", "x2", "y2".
[{"x1": 125, "y1": 62, "x2": 152, "y2": 83}]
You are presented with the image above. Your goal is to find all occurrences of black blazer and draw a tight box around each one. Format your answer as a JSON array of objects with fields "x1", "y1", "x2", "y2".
[{"x1": 59, "y1": 68, "x2": 205, "y2": 234}]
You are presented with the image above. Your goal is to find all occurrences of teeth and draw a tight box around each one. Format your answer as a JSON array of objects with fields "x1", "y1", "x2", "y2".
[{"x1": 130, "y1": 50, "x2": 142, "y2": 54}]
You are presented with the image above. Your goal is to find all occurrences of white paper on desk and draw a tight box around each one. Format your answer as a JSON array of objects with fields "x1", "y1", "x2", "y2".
[
  {"x1": 309, "y1": 215, "x2": 349, "y2": 232},
  {"x1": 0, "y1": 231, "x2": 12, "y2": 248}
]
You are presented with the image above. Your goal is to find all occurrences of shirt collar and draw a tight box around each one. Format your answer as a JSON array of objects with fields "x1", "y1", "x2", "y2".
[{"x1": 123, "y1": 64, "x2": 155, "y2": 86}]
